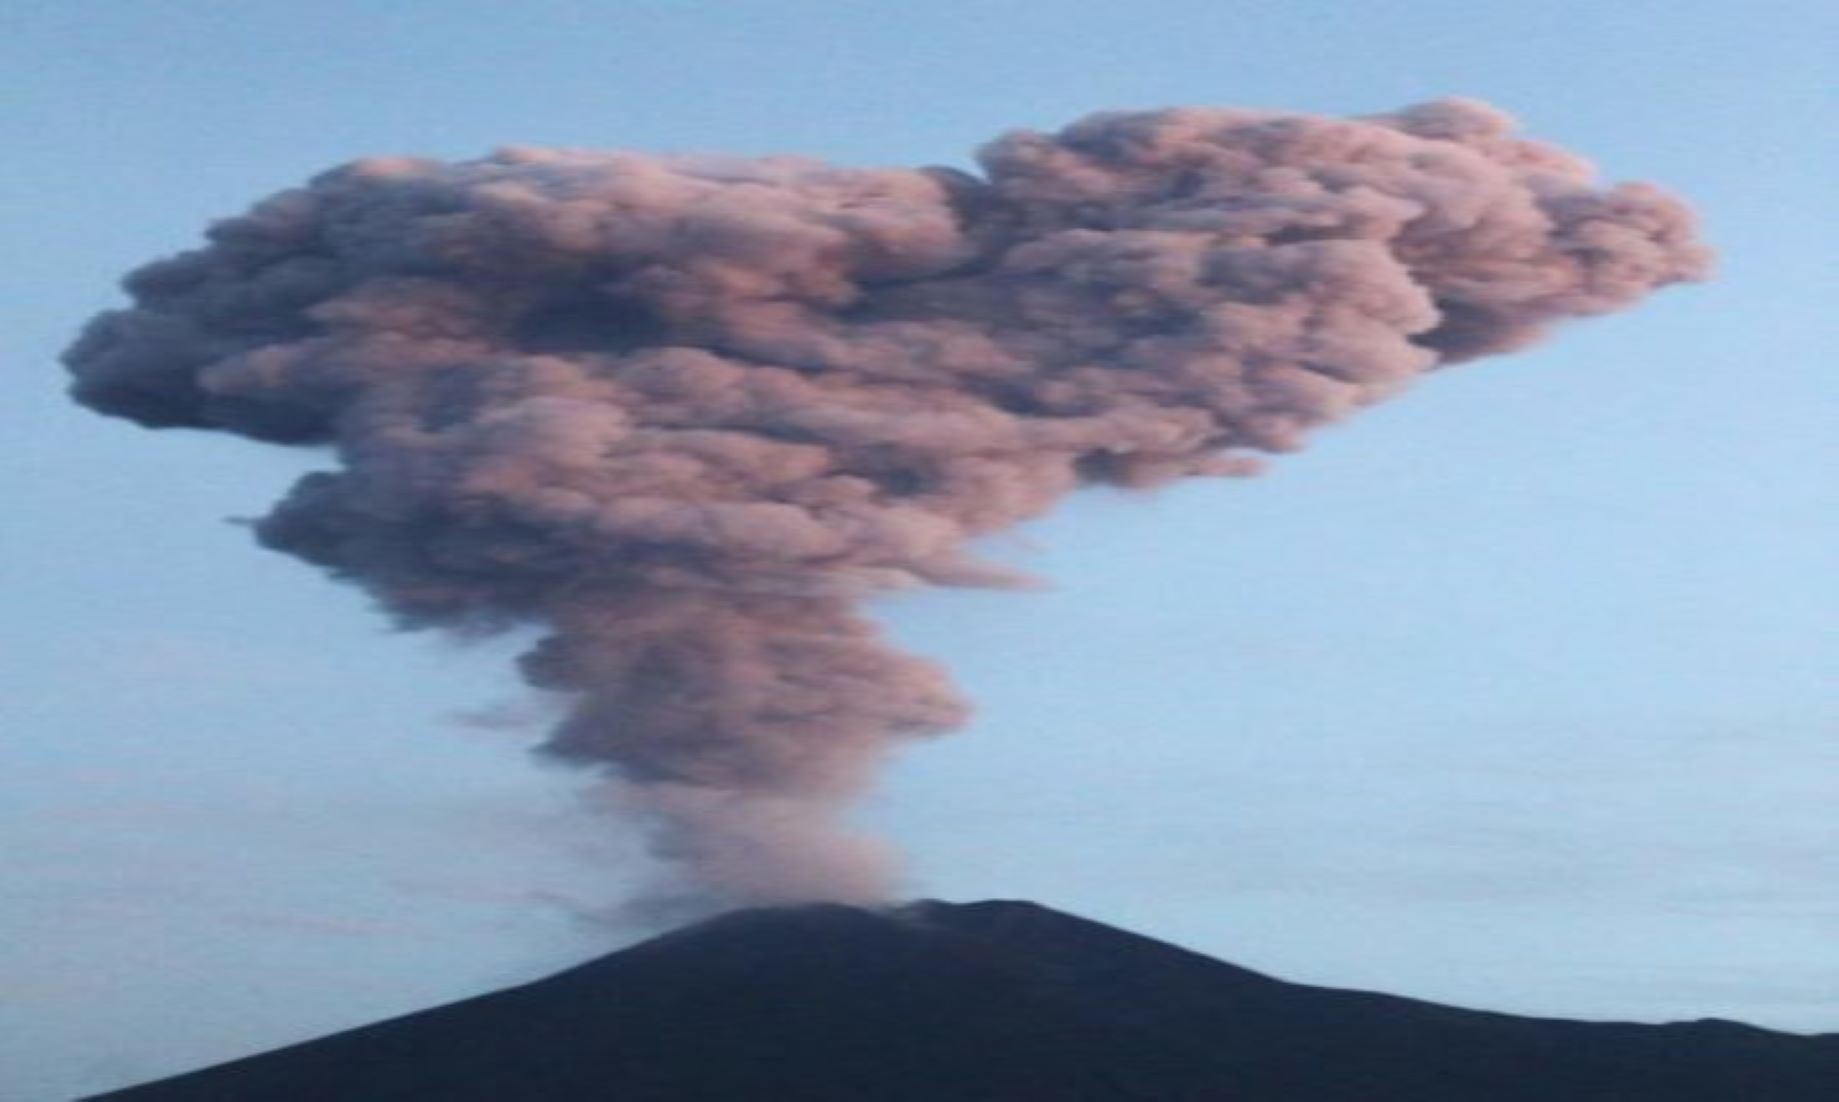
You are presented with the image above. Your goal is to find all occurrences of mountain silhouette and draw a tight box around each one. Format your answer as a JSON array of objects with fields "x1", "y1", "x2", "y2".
[{"x1": 88, "y1": 899, "x2": 1837, "y2": 1101}]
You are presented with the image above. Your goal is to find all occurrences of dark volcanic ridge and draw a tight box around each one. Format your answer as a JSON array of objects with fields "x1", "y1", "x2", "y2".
[{"x1": 90, "y1": 900, "x2": 1836, "y2": 1102}]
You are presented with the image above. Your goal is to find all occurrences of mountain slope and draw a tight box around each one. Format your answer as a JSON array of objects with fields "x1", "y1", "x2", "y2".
[{"x1": 89, "y1": 900, "x2": 1838, "y2": 1101}]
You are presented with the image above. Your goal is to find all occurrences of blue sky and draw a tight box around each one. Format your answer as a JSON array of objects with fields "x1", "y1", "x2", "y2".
[{"x1": 3, "y1": 2, "x2": 1833, "y2": 1098}]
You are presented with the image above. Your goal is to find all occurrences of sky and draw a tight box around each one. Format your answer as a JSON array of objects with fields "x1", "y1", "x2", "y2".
[{"x1": 2, "y1": 1, "x2": 1832, "y2": 1098}]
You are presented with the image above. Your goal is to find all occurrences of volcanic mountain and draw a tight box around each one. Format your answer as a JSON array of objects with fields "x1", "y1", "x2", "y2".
[{"x1": 89, "y1": 900, "x2": 1836, "y2": 1101}]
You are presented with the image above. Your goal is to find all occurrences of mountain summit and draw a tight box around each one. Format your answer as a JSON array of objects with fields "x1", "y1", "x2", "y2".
[{"x1": 90, "y1": 900, "x2": 1836, "y2": 1101}]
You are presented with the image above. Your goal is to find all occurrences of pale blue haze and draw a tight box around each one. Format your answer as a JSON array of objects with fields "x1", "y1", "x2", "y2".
[{"x1": 2, "y1": 2, "x2": 1832, "y2": 1099}]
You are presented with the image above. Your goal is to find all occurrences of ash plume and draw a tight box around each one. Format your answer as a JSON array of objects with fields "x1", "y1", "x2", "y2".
[{"x1": 65, "y1": 99, "x2": 1707, "y2": 911}]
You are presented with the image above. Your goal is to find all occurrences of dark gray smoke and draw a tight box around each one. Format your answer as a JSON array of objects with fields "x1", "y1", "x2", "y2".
[{"x1": 65, "y1": 99, "x2": 1707, "y2": 909}]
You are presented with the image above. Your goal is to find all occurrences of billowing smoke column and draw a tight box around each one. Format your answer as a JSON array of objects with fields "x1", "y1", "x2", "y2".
[{"x1": 65, "y1": 100, "x2": 1707, "y2": 910}]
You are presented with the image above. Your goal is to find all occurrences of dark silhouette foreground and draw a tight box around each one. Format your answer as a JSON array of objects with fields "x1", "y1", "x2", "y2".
[{"x1": 91, "y1": 900, "x2": 1836, "y2": 1101}]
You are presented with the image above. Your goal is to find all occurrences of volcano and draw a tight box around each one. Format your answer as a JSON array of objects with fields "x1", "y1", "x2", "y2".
[{"x1": 89, "y1": 900, "x2": 1835, "y2": 1101}]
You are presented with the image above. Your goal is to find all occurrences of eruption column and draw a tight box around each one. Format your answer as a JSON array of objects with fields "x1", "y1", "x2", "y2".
[{"x1": 65, "y1": 100, "x2": 1707, "y2": 909}]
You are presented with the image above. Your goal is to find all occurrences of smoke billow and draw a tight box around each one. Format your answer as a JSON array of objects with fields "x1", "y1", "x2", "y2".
[{"x1": 65, "y1": 100, "x2": 1707, "y2": 910}]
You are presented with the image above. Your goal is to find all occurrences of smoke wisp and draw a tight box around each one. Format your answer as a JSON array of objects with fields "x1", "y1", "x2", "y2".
[{"x1": 66, "y1": 100, "x2": 1707, "y2": 910}]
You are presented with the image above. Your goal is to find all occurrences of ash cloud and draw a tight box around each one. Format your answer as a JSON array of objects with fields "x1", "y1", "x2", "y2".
[{"x1": 65, "y1": 99, "x2": 1707, "y2": 910}]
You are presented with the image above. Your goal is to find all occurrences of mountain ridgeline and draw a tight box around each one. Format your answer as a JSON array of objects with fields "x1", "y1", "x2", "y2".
[{"x1": 88, "y1": 900, "x2": 1835, "y2": 1101}]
